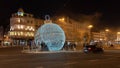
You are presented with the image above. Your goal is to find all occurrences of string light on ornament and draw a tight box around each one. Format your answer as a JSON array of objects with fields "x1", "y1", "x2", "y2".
[{"x1": 34, "y1": 15, "x2": 66, "y2": 51}]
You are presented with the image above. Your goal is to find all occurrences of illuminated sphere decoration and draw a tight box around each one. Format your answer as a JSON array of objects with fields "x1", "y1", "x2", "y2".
[{"x1": 35, "y1": 23, "x2": 65, "y2": 51}]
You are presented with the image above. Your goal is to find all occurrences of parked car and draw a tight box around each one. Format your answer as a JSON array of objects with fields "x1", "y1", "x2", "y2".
[{"x1": 83, "y1": 44, "x2": 104, "y2": 53}]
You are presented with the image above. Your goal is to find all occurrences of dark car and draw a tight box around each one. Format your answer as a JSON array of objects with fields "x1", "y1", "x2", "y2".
[{"x1": 83, "y1": 45, "x2": 104, "y2": 53}]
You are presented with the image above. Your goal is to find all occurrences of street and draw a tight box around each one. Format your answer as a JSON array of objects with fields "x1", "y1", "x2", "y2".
[{"x1": 0, "y1": 47, "x2": 120, "y2": 68}]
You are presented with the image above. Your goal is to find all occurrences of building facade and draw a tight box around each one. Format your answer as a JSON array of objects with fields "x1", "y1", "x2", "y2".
[
  {"x1": 92, "y1": 32, "x2": 106, "y2": 41},
  {"x1": 9, "y1": 8, "x2": 38, "y2": 46}
]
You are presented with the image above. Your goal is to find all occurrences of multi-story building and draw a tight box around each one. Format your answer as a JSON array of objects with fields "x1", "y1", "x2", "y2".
[
  {"x1": 9, "y1": 8, "x2": 42, "y2": 46},
  {"x1": 92, "y1": 32, "x2": 106, "y2": 41}
]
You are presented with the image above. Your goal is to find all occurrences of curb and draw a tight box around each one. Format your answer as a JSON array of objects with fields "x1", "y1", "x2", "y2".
[
  {"x1": 22, "y1": 50, "x2": 120, "y2": 54},
  {"x1": 22, "y1": 50, "x2": 82, "y2": 54}
]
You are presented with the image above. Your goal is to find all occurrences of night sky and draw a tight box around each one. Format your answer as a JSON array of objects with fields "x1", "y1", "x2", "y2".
[{"x1": 0, "y1": 0, "x2": 120, "y2": 30}]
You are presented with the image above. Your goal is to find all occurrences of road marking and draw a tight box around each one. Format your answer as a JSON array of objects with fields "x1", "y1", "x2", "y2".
[
  {"x1": 88, "y1": 59, "x2": 99, "y2": 62},
  {"x1": 65, "y1": 62, "x2": 78, "y2": 65},
  {"x1": 36, "y1": 66, "x2": 44, "y2": 68}
]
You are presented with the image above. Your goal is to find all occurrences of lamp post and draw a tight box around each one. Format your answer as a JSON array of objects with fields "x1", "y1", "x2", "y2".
[
  {"x1": 88, "y1": 25, "x2": 93, "y2": 43},
  {"x1": 105, "y1": 29, "x2": 110, "y2": 46}
]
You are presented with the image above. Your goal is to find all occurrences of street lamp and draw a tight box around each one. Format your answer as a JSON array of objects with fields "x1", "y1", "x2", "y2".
[
  {"x1": 88, "y1": 25, "x2": 93, "y2": 43},
  {"x1": 105, "y1": 29, "x2": 109, "y2": 32},
  {"x1": 59, "y1": 17, "x2": 65, "y2": 22},
  {"x1": 88, "y1": 25, "x2": 93, "y2": 29},
  {"x1": 105, "y1": 29, "x2": 110, "y2": 46}
]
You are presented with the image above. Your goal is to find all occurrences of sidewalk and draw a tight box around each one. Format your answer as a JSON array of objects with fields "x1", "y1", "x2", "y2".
[
  {"x1": 22, "y1": 48, "x2": 120, "y2": 54},
  {"x1": 103, "y1": 46, "x2": 120, "y2": 50},
  {"x1": 22, "y1": 49, "x2": 82, "y2": 54},
  {"x1": 21, "y1": 45, "x2": 120, "y2": 54}
]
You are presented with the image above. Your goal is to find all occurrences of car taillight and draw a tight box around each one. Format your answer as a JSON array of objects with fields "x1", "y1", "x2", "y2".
[{"x1": 88, "y1": 47, "x2": 91, "y2": 50}]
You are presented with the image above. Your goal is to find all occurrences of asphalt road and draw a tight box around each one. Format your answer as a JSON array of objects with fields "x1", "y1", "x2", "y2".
[{"x1": 0, "y1": 47, "x2": 120, "y2": 68}]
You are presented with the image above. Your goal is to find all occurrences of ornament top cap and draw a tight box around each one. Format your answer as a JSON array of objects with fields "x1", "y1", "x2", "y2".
[
  {"x1": 44, "y1": 15, "x2": 52, "y2": 23},
  {"x1": 45, "y1": 15, "x2": 50, "y2": 20}
]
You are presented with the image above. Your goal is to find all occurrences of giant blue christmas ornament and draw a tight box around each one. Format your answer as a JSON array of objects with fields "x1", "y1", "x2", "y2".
[{"x1": 35, "y1": 23, "x2": 65, "y2": 51}]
